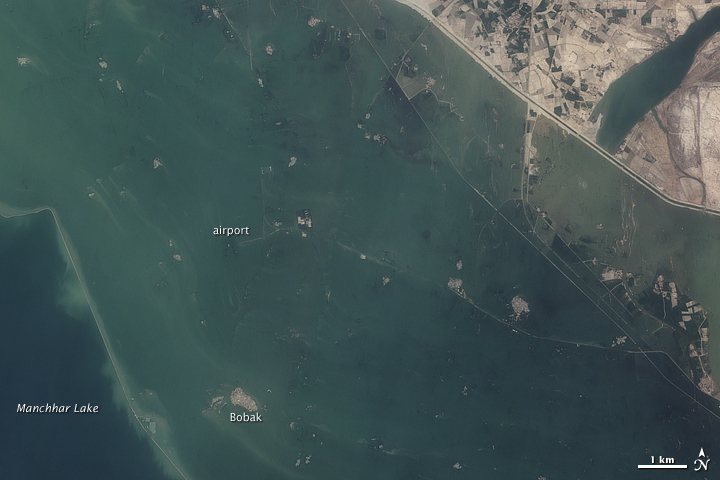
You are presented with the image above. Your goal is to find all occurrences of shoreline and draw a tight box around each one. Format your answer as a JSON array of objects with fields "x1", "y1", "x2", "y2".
[
  {"x1": 0, "y1": 203, "x2": 192, "y2": 480},
  {"x1": 389, "y1": 0, "x2": 720, "y2": 218},
  {"x1": 386, "y1": 0, "x2": 720, "y2": 401}
]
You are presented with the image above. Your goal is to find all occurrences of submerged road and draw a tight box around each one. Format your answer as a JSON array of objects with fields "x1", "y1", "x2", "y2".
[{"x1": 392, "y1": 0, "x2": 720, "y2": 218}]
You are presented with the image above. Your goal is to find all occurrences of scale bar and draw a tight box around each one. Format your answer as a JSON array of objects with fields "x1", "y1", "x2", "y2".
[{"x1": 638, "y1": 465, "x2": 688, "y2": 469}]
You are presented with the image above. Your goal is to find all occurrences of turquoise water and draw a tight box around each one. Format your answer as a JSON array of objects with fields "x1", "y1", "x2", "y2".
[
  {"x1": 593, "y1": 6, "x2": 720, "y2": 151},
  {"x1": 1, "y1": 0, "x2": 719, "y2": 479}
]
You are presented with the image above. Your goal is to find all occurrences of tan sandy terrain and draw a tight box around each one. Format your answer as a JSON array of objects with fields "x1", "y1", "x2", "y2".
[{"x1": 621, "y1": 32, "x2": 720, "y2": 208}]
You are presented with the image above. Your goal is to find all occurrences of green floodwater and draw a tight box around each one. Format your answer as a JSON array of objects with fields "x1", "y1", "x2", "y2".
[
  {"x1": 593, "y1": 6, "x2": 720, "y2": 151},
  {"x1": 529, "y1": 117, "x2": 720, "y2": 371},
  {"x1": 2, "y1": 0, "x2": 720, "y2": 479}
]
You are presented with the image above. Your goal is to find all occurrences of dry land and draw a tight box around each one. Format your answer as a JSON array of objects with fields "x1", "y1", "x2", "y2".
[
  {"x1": 621, "y1": 33, "x2": 720, "y2": 207},
  {"x1": 395, "y1": 0, "x2": 720, "y2": 209}
]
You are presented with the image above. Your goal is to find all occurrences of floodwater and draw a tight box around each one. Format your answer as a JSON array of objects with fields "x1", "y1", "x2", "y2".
[{"x1": 1, "y1": 0, "x2": 719, "y2": 479}]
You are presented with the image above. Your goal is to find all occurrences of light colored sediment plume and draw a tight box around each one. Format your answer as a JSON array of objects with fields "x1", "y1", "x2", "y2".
[{"x1": 230, "y1": 387, "x2": 257, "y2": 412}]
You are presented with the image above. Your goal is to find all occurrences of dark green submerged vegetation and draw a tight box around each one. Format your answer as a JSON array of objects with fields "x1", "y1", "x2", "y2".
[
  {"x1": 529, "y1": 116, "x2": 720, "y2": 401},
  {"x1": 0, "y1": 0, "x2": 719, "y2": 479}
]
